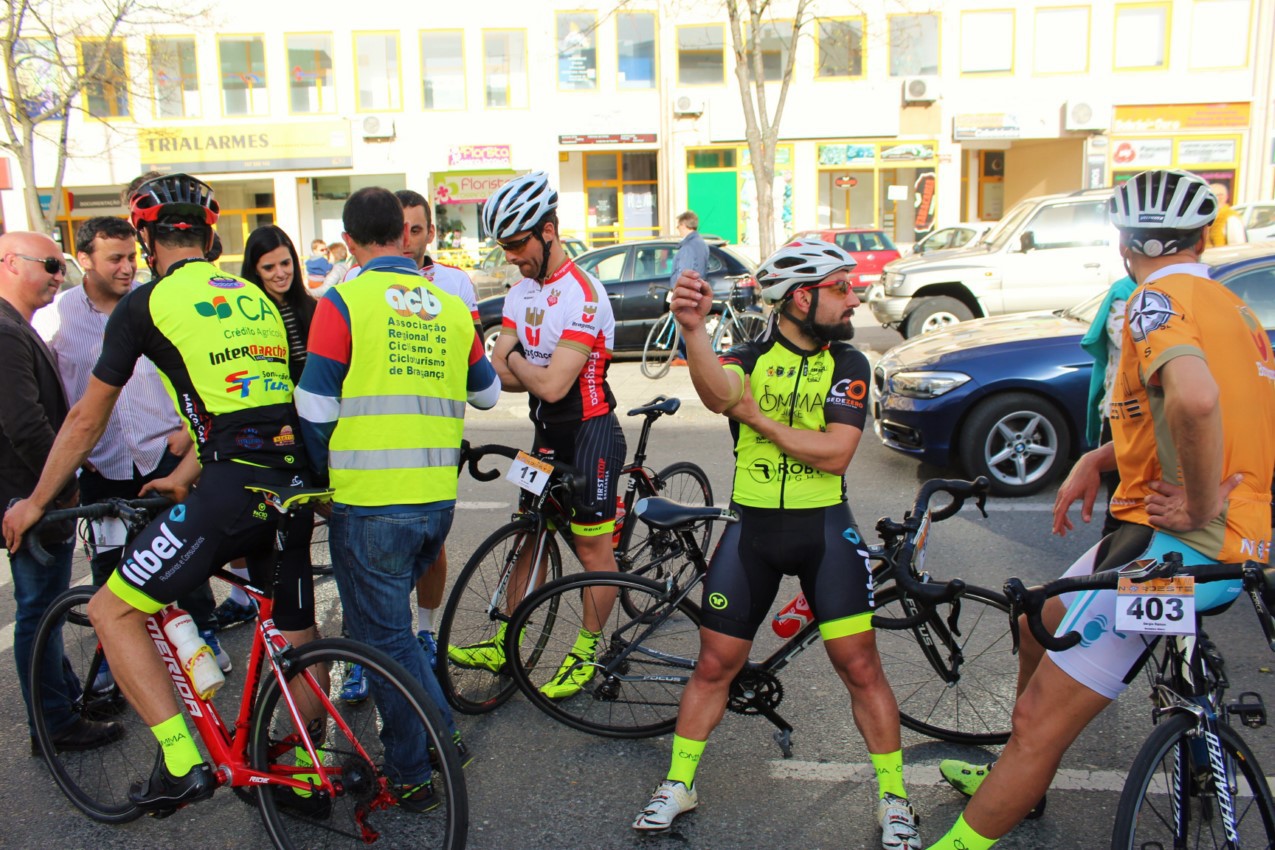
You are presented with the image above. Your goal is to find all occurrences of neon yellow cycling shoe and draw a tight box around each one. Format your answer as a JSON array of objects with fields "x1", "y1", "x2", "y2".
[
  {"x1": 447, "y1": 623, "x2": 507, "y2": 673},
  {"x1": 539, "y1": 629, "x2": 601, "y2": 700}
]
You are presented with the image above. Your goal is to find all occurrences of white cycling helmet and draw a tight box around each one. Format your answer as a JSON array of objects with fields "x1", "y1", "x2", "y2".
[
  {"x1": 756, "y1": 239, "x2": 858, "y2": 303},
  {"x1": 482, "y1": 171, "x2": 559, "y2": 239},
  {"x1": 1110, "y1": 170, "x2": 1218, "y2": 257}
]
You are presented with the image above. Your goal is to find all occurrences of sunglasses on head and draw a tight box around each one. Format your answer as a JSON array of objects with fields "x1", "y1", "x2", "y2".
[
  {"x1": 497, "y1": 232, "x2": 537, "y2": 253},
  {"x1": 801, "y1": 279, "x2": 852, "y2": 296},
  {"x1": 12, "y1": 254, "x2": 66, "y2": 275}
]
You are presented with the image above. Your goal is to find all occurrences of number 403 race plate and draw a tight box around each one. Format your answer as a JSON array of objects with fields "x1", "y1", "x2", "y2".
[{"x1": 1116, "y1": 576, "x2": 1195, "y2": 636}]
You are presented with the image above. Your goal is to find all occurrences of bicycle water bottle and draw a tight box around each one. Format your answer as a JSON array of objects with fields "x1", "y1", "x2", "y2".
[
  {"x1": 161, "y1": 607, "x2": 225, "y2": 700},
  {"x1": 612, "y1": 495, "x2": 627, "y2": 548},
  {"x1": 772, "y1": 592, "x2": 813, "y2": 638}
]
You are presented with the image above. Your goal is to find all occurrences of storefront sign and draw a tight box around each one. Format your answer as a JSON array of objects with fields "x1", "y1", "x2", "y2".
[
  {"x1": 140, "y1": 121, "x2": 352, "y2": 173},
  {"x1": 880, "y1": 142, "x2": 937, "y2": 163},
  {"x1": 953, "y1": 113, "x2": 1021, "y2": 140},
  {"x1": 818, "y1": 144, "x2": 875, "y2": 166},
  {"x1": 1176, "y1": 139, "x2": 1236, "y2": 165},
  {"x1": 448, "y1": 144, "x2": 512, "y2": 169},
  {"x1": 432, "y1": 170, "x2": 521, "y2": 204},
  {"x1": 1113, "y1": 103, "x2": 1251, "y2": 133},
  {"x1": 1111, "y1": 139, "x2": 1173, "y2": 168},
  {"x1": 557, "y1": 134, "x2": 656, "y2": 145}
]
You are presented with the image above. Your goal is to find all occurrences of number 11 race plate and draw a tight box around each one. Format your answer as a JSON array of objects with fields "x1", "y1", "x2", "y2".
[
  {"x1": 1116, "y1": 576, "x2": 1195, "y2": 636},
  {"x1": 507, "y1": 451, "x2": 553, "y2": 496}
]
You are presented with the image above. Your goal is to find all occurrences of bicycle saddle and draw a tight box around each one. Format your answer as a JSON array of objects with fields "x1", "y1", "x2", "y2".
[
  {"x1": 245, "y1": 483, "x2": 335, "y2": 512},
  {"x1": 628, "y1": 396, "x2": 681, "y2": 418},
  {"x1": 633, "y1": 497, "x2": 737, "y2": 530}
]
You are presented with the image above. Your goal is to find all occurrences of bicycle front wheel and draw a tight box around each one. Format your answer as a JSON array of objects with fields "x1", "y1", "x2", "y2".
[
  {"x1": 642, "y1": 312, "x2": 679, "y2": 379},
  {"x1": 1112, "y1": 712, "x2": 1275, "y2": 849},
  {"x1": 437, "y1": 518, "x2": 563, "y2": 714},
  {"x1": 724, "y1": 311, "x2": 767, "y2": 349},
  {"x1": 872, "y1": 584, "x2": 1015, "y2": 745},
  {"x1": 618, "y1": 462, "x2": 713, "y2": 617},
  {"x1": 30, "y1": 586, "x2": 149, "y2": 823},
  {"x1": 507, "y1": 572, "x2": 702, "y2": 738},
  {"x1": 251, "y1": 637, "x2": 468, "y2": 850}
]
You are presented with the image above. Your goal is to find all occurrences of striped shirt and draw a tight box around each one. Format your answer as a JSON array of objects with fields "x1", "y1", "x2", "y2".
[
  {"x1": 277, "y1": 299, "x2": 308, "y2": 385},
  {"x1": 48, "y1": 285, "x2": 180, "y2": 479}
]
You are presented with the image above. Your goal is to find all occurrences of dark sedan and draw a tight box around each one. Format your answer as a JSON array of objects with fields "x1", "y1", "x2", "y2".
[
  {"x1": 476, "y1": 236, "x2": 757, "y2": 354},
  {"x1": 871, "y1": 244, "x2": 1275, "y2": 496}
]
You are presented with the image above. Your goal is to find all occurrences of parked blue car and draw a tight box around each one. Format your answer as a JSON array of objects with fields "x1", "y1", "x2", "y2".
[{"x1": 871, "y1": 244, "x2": 1275, "y2": 496}]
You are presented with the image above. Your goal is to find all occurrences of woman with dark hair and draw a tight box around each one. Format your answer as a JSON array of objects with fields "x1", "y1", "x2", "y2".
[{"x1": 242, "y1": 225, "x2": 315, "y2": 385}]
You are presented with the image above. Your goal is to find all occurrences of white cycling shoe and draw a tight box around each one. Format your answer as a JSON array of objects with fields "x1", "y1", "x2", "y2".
[
  {"x1": 632, "y1": 780, "x2": 698, "y2": 831},
  {"x1": 877, "y1": 792, "x2": 922, "y2": 849}
]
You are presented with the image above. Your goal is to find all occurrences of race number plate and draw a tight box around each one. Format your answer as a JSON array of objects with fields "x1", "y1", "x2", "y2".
[
  {"x1": 506, "y1": 451, "x2": 553, "y2": 496},
  {"x1": 90, "y1": 517, "x2": 127, "y2": 549},
  {"x1": 1116, "y1": 576, "x2": 1195, "y2": 635},
  {"x1": 911, "y1": 511, "x2": 932, "y2": 573}
]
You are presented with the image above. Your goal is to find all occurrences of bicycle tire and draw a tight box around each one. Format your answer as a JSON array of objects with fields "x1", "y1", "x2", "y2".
[
  {"x1": 1111, "y1": 712, "x2": 1275, "y2": 849},
  {"x1": 252, "y1": 637, "x2": 467, "y2": 850},
  {"x1": 30, "y1": 586, "x2": 148, "y2": 823},
  {"x1": 642, "y1": 312, "x2": 678, "y2": 379},
  {"x1": 872, "y1": 583, "x2": 1015, "y2": 745},
  {"x1": 732, "y1": 311, "x2": 768, "y2": 345},
  {"x1": 619, "y1": 462, "x2": 713, "y2": 617},
  {"x1": 507, "y1": 572, "x2": 702, "y2": 738},
  {"x1": 436, "y1": 518, "x2": 563, "y2": 714},
  {"x1": 310, "y1": 515, "x2": 332, "y2": 576}
]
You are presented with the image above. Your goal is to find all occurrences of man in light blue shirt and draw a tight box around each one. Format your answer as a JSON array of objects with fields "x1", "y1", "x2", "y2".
[{"x1": 669, "y1": 211, "x2": 708, "y2": 363}]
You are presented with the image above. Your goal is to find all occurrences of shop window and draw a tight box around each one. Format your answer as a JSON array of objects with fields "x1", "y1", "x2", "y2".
[
  {"x1": 584, "y1": 151, "x2": 660, "y2": 244},
  {"x1": 286, "y1": 34, "x2": 334, "y2": 114},
  {"x1": 816, "y1": 18, "x2": 865, "y2": 79},
  {"x1": 149, "y1": 37, "x2": 199, "y2": 119},
  {"x1": 1033, "y1": 7, "x2": 1089, "y2": 74},
  {"x1": 677, "y1": 24, "x2": 724, "y2": 85},
  {"x1": 742, "y1": 20, "x2": 794, "y2": 82},
  {"x1": 218, "y1": 35, "x2": 269, "y2": 116},
  {"x1": 421, "y1": 30, "x2": 465, "y2": 109},
  {"x1": 617, "y1": 12, "x2": 656, "y2": 89},
  {"x1": 483, "y1": 30, "x2": 527, "y2": 108},
  {"x1": 688, "y1": 149, "x2": 736, "y2": 169},
  {"x1": 1114, "y1": 3, "x2": 1170, "y2": 70},
  {"x1": 354, "y1": 32, "x2": 401, "y2": 111},
  {"x1": 1189, "y1": 0, "x2": 1249, "y2": 69},
  {"x1": 557, "y1": 12, "x2": 597, "y2": 90},
  {"x1": 888, "y1": 13, "x2": 939, "y2": 77},
  {"x1": 78, "y1": 38, "x2": 129, "y2": 119},
  {"x1": 960, "y1": 10, "x2": 1013, "y2": 75}
]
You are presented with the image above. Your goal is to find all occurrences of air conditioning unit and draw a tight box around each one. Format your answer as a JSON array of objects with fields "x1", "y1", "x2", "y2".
[
  {"x1": 1064, "y1": 100, "x2": 1111, "y2": 133},
  {"x1": 672, "y1": 93, "x2": 705, "y2": 117},
  {"x1": 360, "y1": 114, "x2": 396, "y2": 140},
  {"x1": 901, "y1": 76, "x2": 939, "y2": 104}
]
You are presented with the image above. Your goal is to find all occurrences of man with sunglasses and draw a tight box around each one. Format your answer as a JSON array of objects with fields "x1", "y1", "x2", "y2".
[{"x1": 633, "y1": 239, "x2": 922, "y2": 849}]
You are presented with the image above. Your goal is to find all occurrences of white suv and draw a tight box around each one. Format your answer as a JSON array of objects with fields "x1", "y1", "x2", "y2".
[{"x1": 867, "y1": 189, "x2": 1124, "y2": 338}]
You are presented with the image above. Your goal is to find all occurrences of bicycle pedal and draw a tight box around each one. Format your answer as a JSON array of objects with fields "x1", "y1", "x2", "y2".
[
  {"x1": 1227, "y1": 691, "x2": 1267, "y2": 728},
  {"x1": 147, "y1": 806, "x2": 179, "y2": 820}
]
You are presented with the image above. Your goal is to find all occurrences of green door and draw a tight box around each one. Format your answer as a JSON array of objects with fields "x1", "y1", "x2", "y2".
[{"x1": 687, "y1": 171, "x2": 738, "y2": 243}]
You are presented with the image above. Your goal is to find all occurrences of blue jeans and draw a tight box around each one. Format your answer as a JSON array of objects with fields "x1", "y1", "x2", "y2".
[
  {"x1": 329, "y1": 504, "x2": 457, "y2": 786},
  {"x1": 10, "y1": 536, "x2": 78, "y2": 738}
]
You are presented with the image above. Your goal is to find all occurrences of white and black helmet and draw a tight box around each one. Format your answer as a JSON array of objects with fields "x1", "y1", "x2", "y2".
[
  {"x1": 482, "y1": 171, "x2": 559, "y2": 239},
  {"x1": 1110, "y1": 170, "x2": 1218, "y2": 257},
  {"x1": 756, "y1": 239, "x2": 858, "y2": 303}
]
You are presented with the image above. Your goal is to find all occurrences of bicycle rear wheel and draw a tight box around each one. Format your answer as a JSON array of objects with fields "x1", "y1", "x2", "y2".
[
  {"x1": 1111, "y1": 712, "x2": 1275, "y2": 849},
  {"x1": 642, "y1": 313, "x2": 678, "y2": 379},
  {"x1": 872, "y1": 584, "x2": 1015, "y2": 745},
  {"x1": 718, "y1": 311, "x2": 767, "y2": 351},
  {"x1": 507, "y1": 572, "x2": 701, "y2": 738},
  {"x1": 30, "y1": 585, "x2": 148, "y2": 823},
  {"x1": 252, "y1": 637, "x2": 467, "y2": 850},
  {"x1": 620, "y1": 461, "x2": 713, "y2": 587},
  {"x1": 436, "y1": 518, "x2": 563, "y2": 714}
]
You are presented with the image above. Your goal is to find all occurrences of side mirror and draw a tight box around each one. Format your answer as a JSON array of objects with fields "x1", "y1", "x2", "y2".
[{"x1": 1018, "y1": 231, "x2": 1037, "y2": 252}]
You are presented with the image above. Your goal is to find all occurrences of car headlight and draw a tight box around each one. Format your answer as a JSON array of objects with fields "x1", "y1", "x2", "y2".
[
  {"x1": 888, "y1": 370, "x2": 971, "y2": 398},
  {"x1": 884, "y1": 272, "x2": 905, "y2": 293}
]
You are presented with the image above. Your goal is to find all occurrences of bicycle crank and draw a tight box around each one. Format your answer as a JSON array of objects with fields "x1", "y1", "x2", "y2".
[{"x1": 728, "y1": 670, "x2": 796, "y2": 757}]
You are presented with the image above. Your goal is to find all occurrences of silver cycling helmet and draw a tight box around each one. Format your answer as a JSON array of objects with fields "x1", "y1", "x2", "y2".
[
  {"x1": 756, "y1": 238, "x2": 858, "y2": 303},
  {"x1": 1110, "y1": 169, "x2": 1218, "y2": 257},
  {"x1": 482, "y1": 170, "x2": 559, "y2": 239}
]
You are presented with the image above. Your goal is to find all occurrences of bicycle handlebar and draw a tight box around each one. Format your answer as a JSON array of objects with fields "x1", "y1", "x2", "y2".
[
  {"x1": 459, "y1": 441, "x2": 587, "y2": 493},
  {"x1": 13, "y1": 495, "x2": 174, "y2": 568}
]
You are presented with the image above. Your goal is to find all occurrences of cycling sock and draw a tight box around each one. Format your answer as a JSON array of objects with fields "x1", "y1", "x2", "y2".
[
  {"x1": 870, "y1": 750, "x2": 906, "y2": 799},
  {"x1": 666, "y1": 735, "x2": 706, "y2": 787},
  {"x1": 293, "y1": 747, "x2": 318, "y2": 797},
  {"x1": 928, "y1": 814, "x2": 997, "y2": 850},
  {"x1": 573, "y1": 628, "x2": 601, "y2": 655},
  {"x1": 152, "y1": 714, "x2": 201, "y2": 777},
  {"x1": 418, "y1": 607, "x2": 435, "y2": 632}
]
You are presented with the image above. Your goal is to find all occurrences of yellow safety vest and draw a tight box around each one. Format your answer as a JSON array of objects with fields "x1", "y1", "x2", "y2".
[{"x1": 328, "y1": 269, "x2": 474, "y2": 506}]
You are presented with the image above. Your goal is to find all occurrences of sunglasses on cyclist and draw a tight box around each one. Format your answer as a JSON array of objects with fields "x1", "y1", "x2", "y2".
[
  {"x1": 497, "y1": 232, "x2": 538, "y2": 253},
  {"x1": 11, "y1": 254, "x2": 67, "y2": 275},
  {"x1": 800, "y1": 278, "x2": 852, "y2": 296}
]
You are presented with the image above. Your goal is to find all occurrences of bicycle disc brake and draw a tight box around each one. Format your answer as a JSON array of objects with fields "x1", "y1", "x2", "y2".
[{"x1": 728, "y1": 670, "x2": 784, "y2": 715}]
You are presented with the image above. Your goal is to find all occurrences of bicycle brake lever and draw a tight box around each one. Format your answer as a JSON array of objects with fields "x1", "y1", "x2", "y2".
[
  {"x1": 975, "y1": 492, "x2": 988, "y2": 519},
  {"x1": 946, "y1": 596, "x2": 963, "y2": 639}
]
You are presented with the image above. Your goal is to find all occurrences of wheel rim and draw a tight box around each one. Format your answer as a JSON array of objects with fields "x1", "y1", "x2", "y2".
[
  {"x1": 982, "y1": 410, "x2": 1059, "y2": 488},
  {"x1": 483, "y1": 331, "x2": 500, "y2": 358},
  {"x1": 919, "y1": 311, "x2": 963, "y2": 333}
]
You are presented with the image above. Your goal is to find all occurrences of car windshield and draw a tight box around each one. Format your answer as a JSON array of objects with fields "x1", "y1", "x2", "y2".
[{"x1": 983, "y1": 200, "x2": 1035, "y2": 250}]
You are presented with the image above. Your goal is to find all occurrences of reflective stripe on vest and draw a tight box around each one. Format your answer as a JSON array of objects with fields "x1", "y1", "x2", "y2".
[
  {"x1": 329, "y1": 446, "x2": 462, "y2": 470},
  {"x1": 338, "y1": 395, "x2": 466, "y2": 419}
]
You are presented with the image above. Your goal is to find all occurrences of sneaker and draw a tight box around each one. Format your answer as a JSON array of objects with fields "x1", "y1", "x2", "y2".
[
  {"x1": 670, "y1": 357, "x2": 688, "y2": 367},
  {"x1": 392, "y1": 780, "x2": 440, "y2": 813},
  {"x1": 200, "y1": 629, "x2": 233, "y2": 674},
  {"x1": 128, "y1": 750, "x2": 216, "y2": 812},
  {"x1": 339, "y1": 664, "x2": 369, "y2": 704},
  {"x1": 447, "y1": 626, "x2": 507, "y2": 673},
  {"x1": 877, "y1": 793, "x2": 922, "y2": 850},
  {"x1": 632, "y1": 780, "x2": 698, "y2": 831},
  {"x1": 417, "y1": 629, "x2": 439, "y2": 673},
  {"x1": 539, "y1": 640, "x2": 598, "y2": 700},
  {"x1": 213, "y1": 597, "x2": 258, "y2": 629},
  {"x1": 939, "y1": 759, "x2": 1047, "y2": 819}
]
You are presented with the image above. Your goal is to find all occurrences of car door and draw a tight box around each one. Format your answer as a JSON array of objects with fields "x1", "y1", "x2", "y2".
[
  {"x1": 999, "y1": 199, "x2": 1118, "y2": 313},
  {"x1": 574, "y1": 247, "x2": 634, "y2": 348},
  {"x1": 625, "y1": 243, "x2": 679, "y2": 343}
]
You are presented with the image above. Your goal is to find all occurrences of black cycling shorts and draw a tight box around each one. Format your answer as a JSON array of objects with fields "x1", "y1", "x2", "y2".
[
  {"x1": 105, "y1": 461, "x2": 315, "y2": 631},
  {"x1": 700, "y1": 501, "x2": 875, "y2": 642},
  {"x1": 531, "y1": 413, "x2": 627, "y2": 538}
]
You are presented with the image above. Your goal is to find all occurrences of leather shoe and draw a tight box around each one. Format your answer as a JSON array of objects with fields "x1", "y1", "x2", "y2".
[
  {"x1": 128, "y1": 749, "x2": 216, "y2": 812},
  {"x1": 30, "y1": 716, "x2": 125, "y2": 757}
]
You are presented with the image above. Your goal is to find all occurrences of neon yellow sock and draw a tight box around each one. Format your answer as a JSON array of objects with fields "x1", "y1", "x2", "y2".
[
  {"x1": 151, "y1": 714, "x2": 201, "y2": 776},
  {"x1": 927, "y1": 814, "x2": 997, "y2": 850},
  {"x1": 666, "y1": 734, "x2": 706, "y2": 787},
  {"x1": 870, "y1": 749, "x2": 906, "y2": 799},
  {"x1": 573, "y1": 628, "x2": 601, "y2": 655},
  {"x1": 293, "y1": 747, "x2": 318, "y2": 797}
]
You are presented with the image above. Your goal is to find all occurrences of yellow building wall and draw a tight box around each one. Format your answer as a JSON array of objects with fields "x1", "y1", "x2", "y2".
[{"x1": 1003, "y1": 139, "x2": 1086, "y2": 208}]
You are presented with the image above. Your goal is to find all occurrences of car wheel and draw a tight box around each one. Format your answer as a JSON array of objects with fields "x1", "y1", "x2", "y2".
[
  {"x1": 482, "y1": 324, "x2": 502, "y2": 358},
  {"x1": 959, "y1": 392, "x2": 1071, "y2": 497},
  {"x1": 902, "y1": 296, "x2": 974, "y2": 338}
]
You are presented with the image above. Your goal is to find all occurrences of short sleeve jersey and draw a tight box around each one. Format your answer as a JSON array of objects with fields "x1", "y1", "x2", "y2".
[
  {"x1": 720, "y1": 335, "x2": 870, "y2": 509},
  {"x1": 94, "y1": 258, "x2": 303, "y2": 470},
  {"x1": 421, "y1": 260, "x2": 479, "y2": 321},
  {"x1": 500, "y1": 259, "x2": 617, "y2": 427},
  {"x1": 1108, "y1": 267, "x2": 1275, "y2": 562}
]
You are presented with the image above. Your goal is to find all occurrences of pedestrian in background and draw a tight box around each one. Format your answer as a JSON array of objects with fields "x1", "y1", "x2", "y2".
[
  {"x1": 304, "y1": 238, "x2": 331, "y2": 290},
  {"x1": 669, "y1": 210, "x2": 708, "y2": 365}
]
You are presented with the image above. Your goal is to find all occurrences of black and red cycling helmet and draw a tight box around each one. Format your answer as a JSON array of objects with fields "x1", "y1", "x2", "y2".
[{"x1": 129, "y1": 173, "x2": 219, "y2": 232}]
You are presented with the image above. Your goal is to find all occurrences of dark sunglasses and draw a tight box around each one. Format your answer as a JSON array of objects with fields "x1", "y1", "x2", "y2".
[
  {"x1": 801, "y1": 279, "x2": 852, "y2": 296},
  {"x1": 497, "y1": 233, "x2": 536, "y2": 253},
  {"x1": 12, "y1": 253, "x2": 66, "y2": 275}
]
